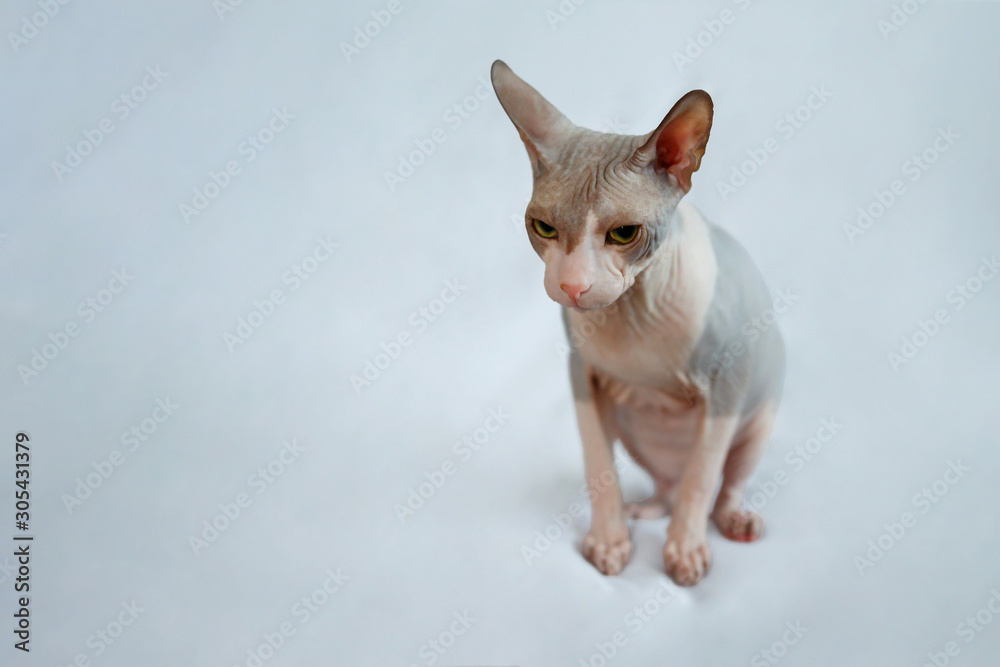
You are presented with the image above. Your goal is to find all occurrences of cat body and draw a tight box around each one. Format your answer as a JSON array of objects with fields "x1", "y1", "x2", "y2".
[{"x1": 491, "y1": 60, "x2": 784, "y2": 585}]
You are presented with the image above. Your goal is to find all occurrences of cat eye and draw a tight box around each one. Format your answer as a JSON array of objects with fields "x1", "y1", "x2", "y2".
[
  {"x1": 607, "y1": 225, "x2": 639, "y2": 245},
  {"x1": 532, "y1": 219, "x2": 558, "y2": 239}
]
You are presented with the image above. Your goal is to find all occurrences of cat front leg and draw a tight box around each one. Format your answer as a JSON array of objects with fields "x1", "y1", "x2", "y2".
[
  {"x1": 569, "y1": 351, "x2": 631, "y2": 576},
  {"x1": 662, "y1": 405, "x2": 740, "y2": 586}
]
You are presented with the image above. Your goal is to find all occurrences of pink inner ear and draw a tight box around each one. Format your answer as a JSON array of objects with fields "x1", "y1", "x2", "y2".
[{"x1": 655, "y1": 111, "x2": 709, "y2": 191}]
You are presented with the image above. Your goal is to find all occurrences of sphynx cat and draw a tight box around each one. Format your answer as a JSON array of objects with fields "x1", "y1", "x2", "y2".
[{"x1": 491, "y1": 61, "x2": 785, "y2": 586}]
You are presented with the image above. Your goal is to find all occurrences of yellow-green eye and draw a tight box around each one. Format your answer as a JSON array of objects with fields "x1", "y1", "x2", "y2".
[
  {"x1": 608, "y1": 225, "x2": 639, "y2": 244},
  {"x1": 532, "y1": 219, "x2": 558, "y2": 239}
]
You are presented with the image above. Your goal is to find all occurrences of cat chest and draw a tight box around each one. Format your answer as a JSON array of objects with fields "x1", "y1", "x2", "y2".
[{"x1": 568, "y1": 309, "x2": 703, "y2": 402}]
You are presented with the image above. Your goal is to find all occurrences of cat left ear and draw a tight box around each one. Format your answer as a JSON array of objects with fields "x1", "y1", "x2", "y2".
[
  {"x1": 629, "y1": 90, "x2": 713, "y2": 192},
  {"x1": 491, "y1": 60, "x2": 575, "y2": 176}
]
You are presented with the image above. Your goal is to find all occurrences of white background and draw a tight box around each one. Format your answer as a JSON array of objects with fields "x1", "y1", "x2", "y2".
[{"x1": 1, "y1": 1, "x2": 999, "y2": 666}]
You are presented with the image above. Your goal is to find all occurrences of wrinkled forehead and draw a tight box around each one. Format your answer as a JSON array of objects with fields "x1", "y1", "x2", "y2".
[{"x1": 526, "y1": 130, "x2": 669, "y2": 232}]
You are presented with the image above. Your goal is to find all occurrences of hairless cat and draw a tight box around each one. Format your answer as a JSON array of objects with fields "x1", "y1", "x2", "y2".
[{"x1": 491, "y1": 60, "x2": 785, "y2": 586}]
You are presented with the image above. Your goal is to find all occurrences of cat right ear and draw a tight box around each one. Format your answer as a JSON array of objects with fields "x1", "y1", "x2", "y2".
[
  {"x1": 491, "y1": 60, "x2": 574, "y2": 176},
  {"x1": 627, "y1": 90, "x2": 713, "y2": 193}
]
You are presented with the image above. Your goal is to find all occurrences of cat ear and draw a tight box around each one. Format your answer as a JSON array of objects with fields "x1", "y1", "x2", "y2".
[
  {"x1": 629, "y1": 90, "x2": 713, "y2": 192},
  {"x1": 491, "y1": 60, "x2": 575, "y2": 175}
]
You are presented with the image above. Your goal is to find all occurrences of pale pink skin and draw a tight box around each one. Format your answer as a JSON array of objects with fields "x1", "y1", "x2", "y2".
[{"x1": 492, "y1": 61, "x2": 785, "y2": 586}]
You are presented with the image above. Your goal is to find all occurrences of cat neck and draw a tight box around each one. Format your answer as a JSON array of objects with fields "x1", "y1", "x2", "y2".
[{"x1": 615, "y1": 200, "x2": 718, "y2": 331}]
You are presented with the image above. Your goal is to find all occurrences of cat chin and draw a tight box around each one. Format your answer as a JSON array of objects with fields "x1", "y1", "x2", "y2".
[
  {"x1": 566, "y1": 300, "x2": 616, "y2": 313},
  {"x1": 552, "y1": 299, "x2": 594, "y2": 313}
]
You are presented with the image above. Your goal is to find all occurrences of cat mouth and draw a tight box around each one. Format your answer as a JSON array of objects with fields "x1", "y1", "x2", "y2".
[{"x1": 569, "y1": 302, "x2": 605, "y2": 313}]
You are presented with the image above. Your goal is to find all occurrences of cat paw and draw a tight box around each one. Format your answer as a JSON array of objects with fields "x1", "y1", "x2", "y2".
[
  {"x1": 663, "y1": 533, "x2": 712, "y2": 586},
  {"x1": 712, "y1": 509, "x2": 764, "y2": 543},
  {"x1": 582, "y1": 522, "x2": 632, "y2": 576}
]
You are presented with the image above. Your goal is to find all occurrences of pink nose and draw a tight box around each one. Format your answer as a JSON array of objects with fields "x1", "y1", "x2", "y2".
[{"x1": 560, "y1": 283, "x2": 589, "y2": 306}]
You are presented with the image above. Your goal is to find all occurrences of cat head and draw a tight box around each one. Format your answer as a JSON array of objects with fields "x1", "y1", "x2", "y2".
[{"x1": 491, "y1": 60, "x2": 713, "y2": 311}]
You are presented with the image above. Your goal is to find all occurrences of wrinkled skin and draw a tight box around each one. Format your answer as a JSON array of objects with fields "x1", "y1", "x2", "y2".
[{"x1": 492, "y1": 60, "x2": 785, "y2": 585}]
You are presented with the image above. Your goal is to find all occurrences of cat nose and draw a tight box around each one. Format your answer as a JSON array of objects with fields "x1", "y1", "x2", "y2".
[{"x1": 560, "y1": 283, "x2": 590, "y2": 306}]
